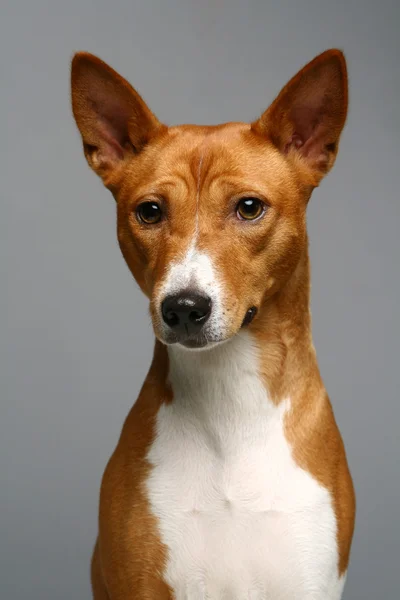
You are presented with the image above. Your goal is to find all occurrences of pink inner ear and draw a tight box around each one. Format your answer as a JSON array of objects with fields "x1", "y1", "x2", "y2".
[
  {"x1": 291, "y1": 103, "x2": 325, "y2": 136},
  {"x1": 90, "y1": 90, "x2": 133, "y2": 153},
  {"x1": 96, "y1": 121, "x2": 125, "y2": 161},
  {"x1": 284, "y1": 133, "x2": 304, "y2": 154},
  {"x1": 283, "y1": 106, "x2": 322, "y2": 154},
  {"x1": 285, "y1": 124, "x2": 332, "y2": 168},
  {"x1": 284, "y1": 90, "x2": 336, "y2": 165}
]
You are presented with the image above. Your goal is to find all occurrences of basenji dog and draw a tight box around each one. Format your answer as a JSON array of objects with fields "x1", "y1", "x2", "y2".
[{"x1": 71, "y1": 48, "x2": 355, "y2": 600}]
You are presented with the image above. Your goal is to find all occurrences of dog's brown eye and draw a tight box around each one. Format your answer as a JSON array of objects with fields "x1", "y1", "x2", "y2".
[
  {"x1": 236, "y1": 197, "x2": 265, "y2": 221},
  {"x1": 137, "y1": 201, "x2": 162, "y2": 224}
]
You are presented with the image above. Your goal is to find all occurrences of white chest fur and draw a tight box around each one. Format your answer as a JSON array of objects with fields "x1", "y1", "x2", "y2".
[{"x1": 146, "y1": 333, "x2": 345, "y2": 599}]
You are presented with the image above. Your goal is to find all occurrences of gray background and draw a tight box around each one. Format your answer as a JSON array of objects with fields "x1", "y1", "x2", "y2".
[{"x1": 1, "y1": 0, "x2": 399, "y2": 598}]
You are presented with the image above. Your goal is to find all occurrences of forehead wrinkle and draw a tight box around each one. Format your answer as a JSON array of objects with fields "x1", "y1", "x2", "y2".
[
  {"x1": 197, "y1": 137, "x2": 244, "y2": 191},
  {"x1": 188, "y1": 136, "x2": 209, "y2": 243},
  {"x1": 151, "y1": 173, "x2": 191, "y2": 192}
]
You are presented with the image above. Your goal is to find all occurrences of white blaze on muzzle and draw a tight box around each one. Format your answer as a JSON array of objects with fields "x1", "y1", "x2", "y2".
[{"x1": 157, "y1": 242, "x2": 226, "y2": 343}]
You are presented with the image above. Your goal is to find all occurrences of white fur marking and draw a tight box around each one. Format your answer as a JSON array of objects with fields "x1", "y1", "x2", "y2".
[
  {"x1": 157, "y1": 243, "x2": 226, "y2": 342},
  {"x1": 146, "y1": 333, "x2": 344, "y2": 599}
]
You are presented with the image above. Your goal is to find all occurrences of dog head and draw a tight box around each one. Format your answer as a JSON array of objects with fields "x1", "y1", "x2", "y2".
[{"x1": 71, "y1": 50, "x2": 347, "y2": 349}]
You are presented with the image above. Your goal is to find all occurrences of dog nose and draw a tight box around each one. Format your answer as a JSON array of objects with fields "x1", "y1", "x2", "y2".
[{"x1": 162, "y1": 292, "x2": 212, "y2": 336}]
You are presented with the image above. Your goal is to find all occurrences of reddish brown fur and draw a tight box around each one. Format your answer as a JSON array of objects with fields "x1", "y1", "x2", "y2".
[
  {"x1": 93, "y1": 342, "x2": 172, "y2": 599},
  {"x1": 71, "y1": 49, "x2": 355, "y2": 598}
]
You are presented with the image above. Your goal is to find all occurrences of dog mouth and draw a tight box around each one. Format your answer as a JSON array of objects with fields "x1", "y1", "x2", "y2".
[
  {"x1": 160, "y1": 329, "x2": 222, "y2": 350},
  {"x1": 180, "y1": 336, "x2": 213, "y2": 350},
  {"x1": 157, "y1": 305, "x2": 258, "y2": 350}
]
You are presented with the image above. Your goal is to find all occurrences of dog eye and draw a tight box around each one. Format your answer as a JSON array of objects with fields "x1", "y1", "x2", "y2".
[
  {"x1": 136, "y1": 201, "x2": 162, "y2": 224},
  {"x1": 236, "y1": 197, "x2": 265, "y2": 221}
]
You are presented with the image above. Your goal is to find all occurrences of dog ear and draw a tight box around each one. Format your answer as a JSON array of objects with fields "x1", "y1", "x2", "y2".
[
  {"x1": 252, "y1": 49, "x2": 348, "y2": 185},
  {"x1": 71, "y1": 52, "x2": 163, "y2": 186}
]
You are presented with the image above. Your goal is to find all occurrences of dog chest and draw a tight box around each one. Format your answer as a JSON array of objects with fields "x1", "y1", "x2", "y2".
[
  {"x1": 144, "y1": 336, "x2": 343, "y2": 598},
  {"x1": 146, "y1": 401, "x2": 342, "y2": 598}
]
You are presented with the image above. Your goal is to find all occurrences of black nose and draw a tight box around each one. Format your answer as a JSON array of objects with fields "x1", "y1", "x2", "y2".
[{"x1": 162, "y1": 292, "x2": 212, "y2": 337}]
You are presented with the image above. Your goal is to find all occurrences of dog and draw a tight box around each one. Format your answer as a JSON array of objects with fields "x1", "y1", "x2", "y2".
[{"x1": 71, "y1": 48, "x2": 355, "y2": 600}]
